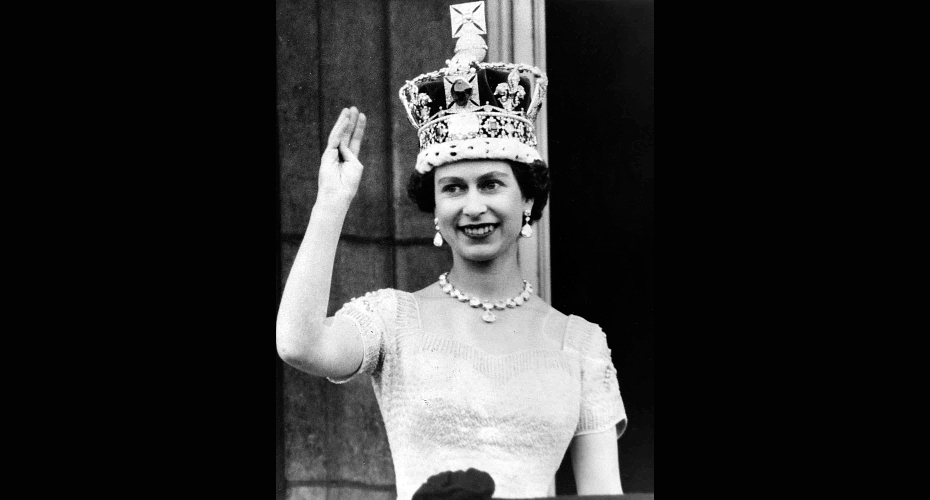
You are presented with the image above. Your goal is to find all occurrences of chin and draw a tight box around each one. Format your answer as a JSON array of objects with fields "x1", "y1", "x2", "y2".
[
  {"x1": 457, "y1": 249, "x2": 497, "y2": 262},
  {"x1": 452, "y1": 238, "x2": 514, "y2": 263}
]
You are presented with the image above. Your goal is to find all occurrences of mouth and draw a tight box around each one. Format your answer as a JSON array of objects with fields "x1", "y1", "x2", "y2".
[{"x1": 458, "y1": 223, "x2": 500, "y2": 238}]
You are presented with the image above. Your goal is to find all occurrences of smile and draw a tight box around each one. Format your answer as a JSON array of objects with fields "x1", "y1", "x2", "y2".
[{"x1": 459, "y1": 223, "x2": 499, "y2": 238}]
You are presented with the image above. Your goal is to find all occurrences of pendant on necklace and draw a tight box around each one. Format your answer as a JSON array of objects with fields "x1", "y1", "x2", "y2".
[{"x1": 438, "y1": 272, "x2": 531, "y2": 324}]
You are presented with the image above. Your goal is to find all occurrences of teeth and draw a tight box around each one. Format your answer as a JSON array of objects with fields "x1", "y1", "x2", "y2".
[{"x1": 463, "y1": 225, "x2": 495, "y2": 236}]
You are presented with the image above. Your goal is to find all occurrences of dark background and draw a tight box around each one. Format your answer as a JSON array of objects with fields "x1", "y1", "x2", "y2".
[{"x1": 547, "y1": 0, "x2": 654, "y2": 494}]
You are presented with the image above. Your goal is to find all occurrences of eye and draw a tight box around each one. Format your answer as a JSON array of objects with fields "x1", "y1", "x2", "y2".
[
  {"x1": 480, "y1": 180, "x2": 503, "y2": 191},
  {"x1": 441, "y1": 184, "x2": 464, "y2": 194}
]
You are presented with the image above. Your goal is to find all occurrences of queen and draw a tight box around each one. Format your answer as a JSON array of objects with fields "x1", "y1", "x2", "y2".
[{"x1": 276, "y1": 3, "x2": 626, "y2": 498}]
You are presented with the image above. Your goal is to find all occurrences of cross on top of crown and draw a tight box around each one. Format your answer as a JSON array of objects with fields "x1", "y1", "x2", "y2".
[{"x1": 450, "y1": 1, "x2": 487, "y2": 39}]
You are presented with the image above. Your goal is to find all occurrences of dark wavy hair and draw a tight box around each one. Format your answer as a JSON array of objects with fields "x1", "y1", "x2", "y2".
[{"x1": 406, "y1": 159, "x2": 550, "y2": 223}]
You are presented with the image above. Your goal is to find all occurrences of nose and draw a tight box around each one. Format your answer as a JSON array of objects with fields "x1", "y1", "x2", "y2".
[{"x1": 462, "y1": 192, "x2": 488, "y2": 218}]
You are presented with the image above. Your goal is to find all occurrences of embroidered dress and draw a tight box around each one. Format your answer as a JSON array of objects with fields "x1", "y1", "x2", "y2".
[{"x1": 328, "y1": 289, "x2": 626, "y2": 500}]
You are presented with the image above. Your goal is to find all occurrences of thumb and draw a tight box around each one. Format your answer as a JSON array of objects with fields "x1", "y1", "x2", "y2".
[{"x1": 321, "y1": 147, "x2": 339, "y2": 164}]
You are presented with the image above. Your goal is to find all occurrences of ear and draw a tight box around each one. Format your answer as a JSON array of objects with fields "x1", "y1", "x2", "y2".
[{"x1": 523, "y1": 198, "x2": 535, "y2": 215}]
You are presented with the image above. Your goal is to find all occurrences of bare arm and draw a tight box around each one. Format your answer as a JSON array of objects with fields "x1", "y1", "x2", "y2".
[
  {"x1": 570, "y1": 427, "x2": 623, "y2": 495},
  {"x1": 276, "y1": 107, "x2": 368, "y2": 378}
]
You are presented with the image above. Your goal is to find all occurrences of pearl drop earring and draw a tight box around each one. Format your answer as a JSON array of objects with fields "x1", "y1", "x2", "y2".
[
  {"x1": 433, "y1": 217, "x2": 443, "y2": 247},
  {"x1": 520, "y1": 209, "x2": 533, "y2": 238}
]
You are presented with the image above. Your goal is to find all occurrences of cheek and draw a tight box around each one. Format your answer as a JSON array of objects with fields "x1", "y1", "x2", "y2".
[
  {"x1": 434, "y1": 198, "x2": 456, "y2": 222},
  {"x1": 505, "y1": 193, "x2": 528, "y2": 219}
]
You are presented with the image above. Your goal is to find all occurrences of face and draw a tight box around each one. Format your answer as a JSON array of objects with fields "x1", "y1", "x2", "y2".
[{"x1": 434, "y1": 160, "x2": 533, "y2": 263}]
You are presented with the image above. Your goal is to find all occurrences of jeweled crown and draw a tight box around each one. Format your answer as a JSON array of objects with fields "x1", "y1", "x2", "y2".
[{"x1": 398, "y1": 1, "x2": 548, "y2": 174}]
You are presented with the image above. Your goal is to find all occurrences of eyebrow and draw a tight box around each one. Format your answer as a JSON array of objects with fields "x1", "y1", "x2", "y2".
[
  {"x1": 436, "y1": 170, "x2": 511, "y2": 184},
  {"x1": 477, "y1": 171, "x2": 511, "y2": 182}
]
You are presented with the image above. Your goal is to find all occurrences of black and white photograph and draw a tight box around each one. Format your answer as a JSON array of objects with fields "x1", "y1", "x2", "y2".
[{"x1": 275, "y1": 1, "x2": 654, "y2": 498}]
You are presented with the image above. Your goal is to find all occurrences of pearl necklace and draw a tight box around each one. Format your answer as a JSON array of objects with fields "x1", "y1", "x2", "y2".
[{"x1": 438, "y1": 272, "x2": 533, "y2": 323}]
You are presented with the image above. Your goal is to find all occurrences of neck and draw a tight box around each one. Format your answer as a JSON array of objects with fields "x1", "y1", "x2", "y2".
[{"x1": 446, "y1": 248, "x2": 526, "y2": 301}]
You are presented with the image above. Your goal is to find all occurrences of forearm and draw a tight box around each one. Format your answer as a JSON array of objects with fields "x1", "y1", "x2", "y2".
[
  {"x1": 571, "y1": 428, "x2": 623, "y2": 495},
  {"x1": 276, "y1": 197, "x2": 351, "y2": 360},
  {"x1": 277, "y1": 106, "x2": 367, "y2": 373}
]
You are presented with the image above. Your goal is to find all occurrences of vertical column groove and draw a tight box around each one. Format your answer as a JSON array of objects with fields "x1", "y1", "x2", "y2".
[
  {"x1": 383, "y1": 0, "x2": 398, "y2": 290},
  {"x1": 316, "y1": 0, "x2": 325, "y2": 171}
]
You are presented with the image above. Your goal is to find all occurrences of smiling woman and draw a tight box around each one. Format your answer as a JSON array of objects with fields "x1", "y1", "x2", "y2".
[
  {"x1": 433, "y1": 160, "x2": 533, "y2": 266},
  {"x1": 275, "y1": 2, "x2": 628, "y2": 498}
]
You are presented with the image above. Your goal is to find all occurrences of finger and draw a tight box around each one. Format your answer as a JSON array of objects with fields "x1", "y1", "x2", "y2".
[
  {"x1": 340, "y1": 107, "x2": 359, "y2": 151},
  {"x1": 326, "y1": 108, "x2": 349, "y2": 149},
  {"x1": 338, "y1": 141, "x2": 359, "y2": 166},
  {"x1": 349, "y1": 112, "x2": 366, "y2": 157}
]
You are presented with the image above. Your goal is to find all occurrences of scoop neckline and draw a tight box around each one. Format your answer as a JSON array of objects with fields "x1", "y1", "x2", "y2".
[{"x1": 400, "y1": 289, "x2": 574, "y2": 359}]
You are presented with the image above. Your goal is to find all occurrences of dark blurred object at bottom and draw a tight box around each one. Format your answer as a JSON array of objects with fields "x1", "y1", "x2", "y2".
[
  {"x1": 412, "y1": 467, "x2": 654, "y2": 500},
  {"x1": 498, "y1": 495, "x2": 653, "y2": 500},
  {"x1": 412, "y1": 468, "x2": 496, "y2": 500}
]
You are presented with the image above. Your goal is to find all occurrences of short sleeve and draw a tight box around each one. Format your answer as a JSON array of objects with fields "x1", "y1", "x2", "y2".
[
  {"x1": 575, "y1": 325, "x2": 628, "y2": 438},
  {"x1": 326, "y1": 289, "x2": 396, "y2": 384}
]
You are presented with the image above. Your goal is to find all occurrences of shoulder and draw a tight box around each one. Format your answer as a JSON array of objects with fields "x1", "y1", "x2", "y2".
[
  {"x1": 344, "y1": 287, "x2": 398, "y2": 303},
  {"x1": 340, "y1": 288, "x2": 400, "y2": 315},
  {"x1": 556, "y1": 311, "x2": 605, "y2": 355},
  {"x1": 533, "y1": 302, "x2": 571, "y2": 347},
  {"x1": 412, "y1": 280, "x2": 443, "y2": 300},
  {"x1": 543, "y1": 303, "x2": 570, "y2": 325}
]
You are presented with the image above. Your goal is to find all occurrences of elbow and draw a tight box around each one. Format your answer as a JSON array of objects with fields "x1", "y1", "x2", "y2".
[
  {"x1": 276, "y1": 338, "x2": 299, "y2": 366},
  {"x1": 275, "y1": 319, "x2": 306, "y2": 366},
  {"x1": 276, "y1": 317, "x2": 326, "y2": 369},
  {"x1": 277, "y1": 335, "x2": 312, "y2": 371}
]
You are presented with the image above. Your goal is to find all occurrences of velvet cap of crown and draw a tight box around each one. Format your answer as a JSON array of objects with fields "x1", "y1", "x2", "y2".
[{"x1": 398, "y1": 1, "x2": 548, "y2": 174}]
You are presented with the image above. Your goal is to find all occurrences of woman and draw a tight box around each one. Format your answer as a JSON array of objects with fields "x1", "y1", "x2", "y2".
[
  {"x1": 278, "y1": 13, "x2": 624, "y2": 495},
  {"x1": 277, "y1": 104, "x2": 627, "y2": 498}
]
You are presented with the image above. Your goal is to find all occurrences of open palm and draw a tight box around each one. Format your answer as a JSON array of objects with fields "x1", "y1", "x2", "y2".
[{"x1": 318, "y1": 107, "x2": 367, "y2": 202}]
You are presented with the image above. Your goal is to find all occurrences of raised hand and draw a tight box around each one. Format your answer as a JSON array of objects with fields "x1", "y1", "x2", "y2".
[{"x1": 317, "y1": 107, "x2": 367, "y2": 203}]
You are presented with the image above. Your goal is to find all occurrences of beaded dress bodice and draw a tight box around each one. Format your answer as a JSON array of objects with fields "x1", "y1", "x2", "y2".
[{"x1": 328, "y1": 289, "x2": 626, "y2": 500}]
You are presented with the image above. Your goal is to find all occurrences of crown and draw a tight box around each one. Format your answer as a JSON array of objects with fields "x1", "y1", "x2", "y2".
[{"x1": 398, "y1": 1, "x2": 548, "y2": 174}]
